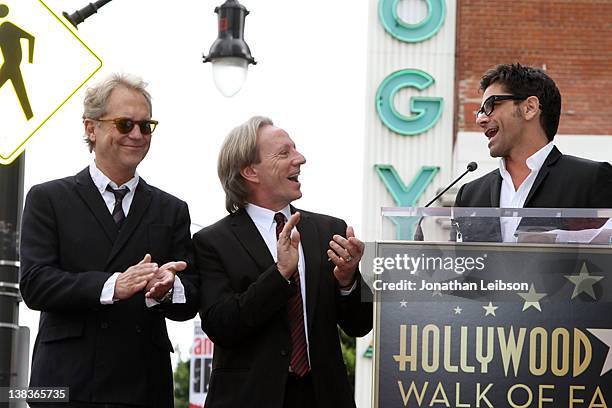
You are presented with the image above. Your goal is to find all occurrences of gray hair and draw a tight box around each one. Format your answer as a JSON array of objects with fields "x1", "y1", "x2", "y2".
[
  {"x1": 218, "y1": 116, "x2": 274, "y2": 213},
  {"x1": 82, "y1": 73, "x2": 153, "y2": 152}
]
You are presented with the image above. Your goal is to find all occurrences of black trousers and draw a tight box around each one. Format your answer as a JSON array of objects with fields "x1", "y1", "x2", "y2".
[{"x1": 283, "y1": 372, "x2": 316, "y2": 408}]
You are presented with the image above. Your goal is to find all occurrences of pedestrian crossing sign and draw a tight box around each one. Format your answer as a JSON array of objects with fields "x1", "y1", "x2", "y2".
[{"x1": 0, "y1": 0, "x2": 102, "y2": 165}]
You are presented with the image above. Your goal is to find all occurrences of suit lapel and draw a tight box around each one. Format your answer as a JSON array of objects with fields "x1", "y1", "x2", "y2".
[
  {"x1": 74, "y1": 167, "x2": 118, "y2": 243},
  {"x1": 294, "y1": 208, "x2": 321, "y2": 334},
  {"x1": 489, "y1": 171, "x2": 502, "y2": 207},
  {"x1": 230, "y1": 208, "x2": 275, "y2": 271},
  {"x1": 524, "y1": 146, "x2": 561, "y2": 206},
  {"x1": 106, "y1": 178, "x2": 153, "y2": 267}
]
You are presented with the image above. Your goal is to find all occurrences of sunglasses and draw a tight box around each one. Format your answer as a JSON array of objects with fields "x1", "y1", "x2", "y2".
[
  {"x1": 475, "y1": 95, "x2": 528, "y2": 118},
  {"x1": 95, "y1": 117, "x2": 158, "y2": 135}
]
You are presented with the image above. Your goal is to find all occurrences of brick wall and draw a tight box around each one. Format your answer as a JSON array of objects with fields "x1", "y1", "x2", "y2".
[{"x1": 456, "y1": 0, "x2": 612, "y2": 135}]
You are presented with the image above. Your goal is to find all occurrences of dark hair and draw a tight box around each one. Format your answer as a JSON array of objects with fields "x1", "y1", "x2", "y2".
[{"x1": 480, "y1": 63, "x2": 561, "y2": 141}]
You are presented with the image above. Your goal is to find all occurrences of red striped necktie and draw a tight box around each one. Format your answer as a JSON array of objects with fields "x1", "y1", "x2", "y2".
[{"x1": 274, "y1": 212, "x2": 310, "y2": 376}]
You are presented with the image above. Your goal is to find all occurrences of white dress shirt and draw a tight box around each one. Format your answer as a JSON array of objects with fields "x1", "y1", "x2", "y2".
[
  {"x1": 499, "y1": 142, "x2": 555, "y2": 242},
  {"x1": 89, "y1": 162, "x2": 185, "y2": 306},
  {"x1": 245, "y1": 203, "x2": 357, "y2": 365},
  {"x1": 245, "y1": 203, "x2": 311, "y2": 363}
]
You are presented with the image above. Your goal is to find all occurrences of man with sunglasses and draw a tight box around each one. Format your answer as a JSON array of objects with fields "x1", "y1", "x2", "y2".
[
  {"x1": 454, "y1": 63, "x2": 612, "y2": 242},
  {"x1": 19, "y1": 73, "x2": 199, "y2": 407}
]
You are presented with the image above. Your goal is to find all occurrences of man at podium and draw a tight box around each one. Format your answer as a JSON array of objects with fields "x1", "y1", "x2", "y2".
[{"x1": 454, "y1": 63, "x2": 612, "y2": 242}]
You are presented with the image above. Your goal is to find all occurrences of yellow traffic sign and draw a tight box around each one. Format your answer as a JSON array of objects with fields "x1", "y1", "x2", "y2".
[{"x1": 0, "y1": 0, "x2": 102, "y2": 165}]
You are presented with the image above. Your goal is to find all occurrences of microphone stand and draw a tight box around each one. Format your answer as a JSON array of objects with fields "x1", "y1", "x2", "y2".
[
  {"x1": 425, "y1": 162, "x2": 477, "y2": 207},
  {"x1": 415, "y1": 162, "x2": 478, "y2": 241}
]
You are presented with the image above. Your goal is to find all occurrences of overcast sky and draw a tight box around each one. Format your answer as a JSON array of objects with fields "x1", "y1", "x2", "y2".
[{"x1": 16, "y1": 0, "x2": 369, "y2": 365}]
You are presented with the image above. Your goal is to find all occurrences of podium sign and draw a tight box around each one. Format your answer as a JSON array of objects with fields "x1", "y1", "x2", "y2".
[{"x1": 372, "y1": 241, "x2": 612, "y2": 407}]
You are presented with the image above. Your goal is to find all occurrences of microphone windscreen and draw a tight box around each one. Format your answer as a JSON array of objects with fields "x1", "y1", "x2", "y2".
[{"x1": 467, "y1": 161, "x2": 478, "y2": 172}]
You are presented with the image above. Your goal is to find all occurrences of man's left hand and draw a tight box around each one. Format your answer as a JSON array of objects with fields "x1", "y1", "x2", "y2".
[
  {"x1": 145, "y1": 260, "x2": 187, "y2": 301},
  {"x1": 327, "y1": 226, "x2": 364, "y2": 288}
]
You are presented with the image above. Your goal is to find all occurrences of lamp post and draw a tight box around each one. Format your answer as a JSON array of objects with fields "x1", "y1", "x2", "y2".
[
  {"x1": 63, "y1": 0, "x2": 257, "y2": 97},
  {"x1": 62, "y1": 0, "x2": 112, "y2": 28},
  {"x1": 0, "y1": 155, "x2": 25, "y2": 391}
]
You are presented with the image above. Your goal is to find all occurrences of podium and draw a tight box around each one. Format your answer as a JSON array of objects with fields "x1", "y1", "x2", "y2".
[{"x1": 367, "y1": 207, "x2": 612, "y2": 407}]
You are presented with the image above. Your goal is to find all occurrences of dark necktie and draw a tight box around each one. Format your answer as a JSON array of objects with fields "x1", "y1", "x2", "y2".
[
  {"x1": 274, "y1": 212, "x2": 310, "y2": 376},
  {"x1": 106, "y1": 185, "x2": 129, "y2": 228}
]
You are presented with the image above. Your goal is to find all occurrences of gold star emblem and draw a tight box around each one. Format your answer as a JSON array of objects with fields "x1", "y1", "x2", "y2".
[
  {"x1": 517, "y1": 284, "x2": 546, "y2": 312},
  {"x1": 483, "y1": 301, "x2": 498, "y2": 316},
  {"x1": 565, "y1": 263, "x2": 604, "y2": 300}
]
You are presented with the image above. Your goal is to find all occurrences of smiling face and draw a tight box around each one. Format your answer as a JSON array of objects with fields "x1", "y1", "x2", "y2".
[
  {"x1": 245, "y1": 124, "x2": 306, "y2": 211},
  {"x1": 476, "y1": 82, "x2": 526, "y2": 158},
  {"x1": 85, "y1": 86, "x2": 152, "y2": 184}
]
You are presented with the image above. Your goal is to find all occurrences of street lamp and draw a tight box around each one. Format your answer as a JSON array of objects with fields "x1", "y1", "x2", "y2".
[
  {"x1": 203, "y1": 0, "x2": 257, "y2": 97},
  {"x1": 63, "y1": 0, "x2": 257, "y2": 97},
  {"x1": 62, "y1": 0, "x2": 111, "y2": 27}
]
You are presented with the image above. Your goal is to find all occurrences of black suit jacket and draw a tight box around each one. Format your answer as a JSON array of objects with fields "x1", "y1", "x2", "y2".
[
  {"x1": 19, "y1": 167, "x2": 199, "y2": 407},
  {"x1": 194, "y1": 207, "x2": 372, "y2": 408},
  {"x1": 454, "y1": 147, "x2": 612, "y2": 241}
]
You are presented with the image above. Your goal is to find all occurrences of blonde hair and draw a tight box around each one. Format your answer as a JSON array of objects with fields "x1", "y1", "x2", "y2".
[
  {"x1": 82, "y1": 73, "x2": 152, "y2": 152},
  {"x1": 218, "y1": 116, "x2": 273, "y2": 213}
]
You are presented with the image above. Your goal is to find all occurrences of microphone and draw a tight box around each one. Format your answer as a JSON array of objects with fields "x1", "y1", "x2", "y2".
[{"x1": 424, "y1": 162, "x2": 478, "y2": 207}]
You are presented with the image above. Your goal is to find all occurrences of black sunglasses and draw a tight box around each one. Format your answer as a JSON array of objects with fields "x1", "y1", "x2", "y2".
[
  {"x1": 475, "y1": 95, "x2": 528, "y2": 118},
  {"x1": 96, "y1": 117, "x2": 158, "y2": 135}
]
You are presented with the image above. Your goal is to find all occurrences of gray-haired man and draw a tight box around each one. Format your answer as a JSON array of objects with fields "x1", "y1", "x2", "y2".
[
  {"x1": 19, "y1": 73, "x2": 199, "y2": 407},
  {"x1": 195, "y1": 116, "x2": 372, "y2": 408}
]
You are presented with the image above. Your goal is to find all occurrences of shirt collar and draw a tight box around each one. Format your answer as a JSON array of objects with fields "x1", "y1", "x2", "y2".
[
  {"x1": 245, "y1": 203, "x2": 291, "y2": 232},
  {"x1": 89, "y1": 161, "x2": 140, "y2": 194},
  {"x1": 499, "y1": 141, "x2": 555, "y2": 176}
]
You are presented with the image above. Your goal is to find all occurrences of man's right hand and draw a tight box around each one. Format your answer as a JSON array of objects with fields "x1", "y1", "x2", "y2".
[
  {"x1": 277, "y1": 212, "x2": 301, "y2": 280},
  {"x1": 114, "y1": 254, "x2": 158, "y2": 300}
]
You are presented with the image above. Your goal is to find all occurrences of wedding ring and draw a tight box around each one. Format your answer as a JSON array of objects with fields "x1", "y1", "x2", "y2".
[{"x1": 345, "y1": 255, "x2": 353, "y2": 262}]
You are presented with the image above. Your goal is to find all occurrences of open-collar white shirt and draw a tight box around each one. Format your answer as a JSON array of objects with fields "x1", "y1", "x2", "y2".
[{"x1": 498, "y1": 142, "x2": 555, "y2": 242}]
